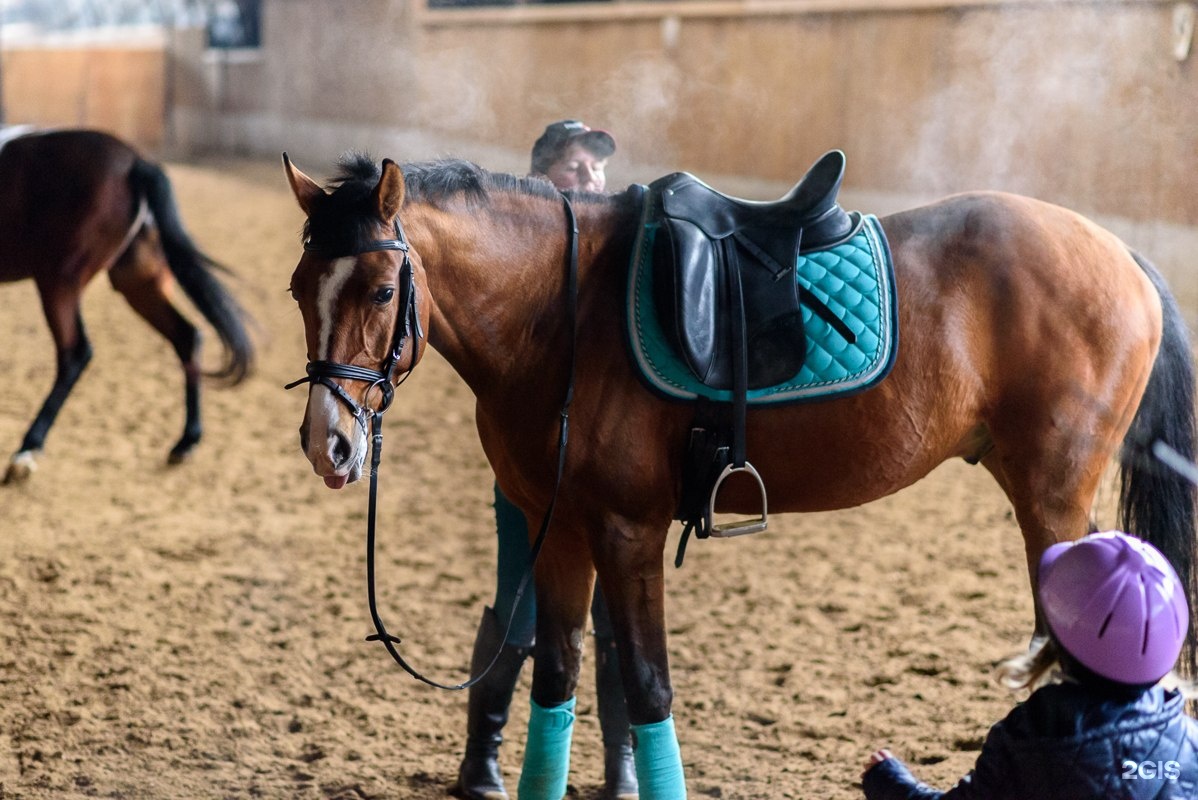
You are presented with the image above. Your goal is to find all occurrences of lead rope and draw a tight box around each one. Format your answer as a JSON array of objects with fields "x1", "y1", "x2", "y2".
[{"x1": 363, "y1": 193, "x2": 580, "y2": 689}]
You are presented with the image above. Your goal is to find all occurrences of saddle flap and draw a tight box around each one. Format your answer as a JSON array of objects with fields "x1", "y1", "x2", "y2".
[
  {"x1": 653, "y1": 216, "x2": 720, "y2": 382},
  {"x1": 652, "y1": 214, "x2": 807, "y2": 390}
]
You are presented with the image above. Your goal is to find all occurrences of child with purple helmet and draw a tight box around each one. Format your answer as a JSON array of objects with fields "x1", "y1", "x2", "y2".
[{"x1": 862, "y1": 530, "x2": 1198, "y2": 799}]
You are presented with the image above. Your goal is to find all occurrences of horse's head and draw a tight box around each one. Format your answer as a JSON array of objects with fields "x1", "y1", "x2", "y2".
[{"x1": 283, "y1": 153, "x2": 430, "y2": 488}]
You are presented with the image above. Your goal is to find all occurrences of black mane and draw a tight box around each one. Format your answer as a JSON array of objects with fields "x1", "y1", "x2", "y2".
[{"x1": 302, "y1": 153, "x2": 580, "y2": 256}]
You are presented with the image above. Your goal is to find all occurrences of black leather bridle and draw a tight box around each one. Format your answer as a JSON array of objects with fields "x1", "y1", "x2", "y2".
[
  {"x1": 286, "y1": 196, "x2": 580, "y2": 690},
  {"x1": 286, "y1": 218, "x2": 419, "y2": 424}
]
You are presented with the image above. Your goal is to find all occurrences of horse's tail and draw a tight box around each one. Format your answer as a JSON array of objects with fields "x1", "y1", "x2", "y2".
[
  {"x1": 129, "y1": 157, "x2": 254, "y2": 384},
  {"x1": 1120, "y1": 250, "x2": 1198, "y2": 678}
]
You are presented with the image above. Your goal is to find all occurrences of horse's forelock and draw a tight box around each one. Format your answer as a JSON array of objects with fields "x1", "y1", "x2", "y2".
[
  {"x1": 329, "y1": 152, "x2": 381, "y2": 191},
  {"x1": 298, "y1": 153, "x2": 384, "y2": 254}
]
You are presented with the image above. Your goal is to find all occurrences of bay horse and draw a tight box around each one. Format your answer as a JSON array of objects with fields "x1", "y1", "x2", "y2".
[
  {"x1": 281, "y1": 153, "x2": 1196, "y2": 798},
  {"x1": 0, "y1": 128, "x2": 254, "y2": 484}
]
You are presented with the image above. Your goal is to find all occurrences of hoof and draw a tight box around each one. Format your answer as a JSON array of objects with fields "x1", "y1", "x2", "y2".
[
  {"x1": 3, "y1": 451, "x2": 37, "y2": 485},
  {"x1": 168, "y1": 434, "x2": 201, "y2": 465}
]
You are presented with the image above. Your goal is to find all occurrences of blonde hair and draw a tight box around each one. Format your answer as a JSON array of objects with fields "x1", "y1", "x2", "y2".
[
  {"x1": 997, "y1": 635, "x2": 1195, "y2": 698},
  {"x1": 997, "y1": 636, "x2": 1062, "y2": 694}
]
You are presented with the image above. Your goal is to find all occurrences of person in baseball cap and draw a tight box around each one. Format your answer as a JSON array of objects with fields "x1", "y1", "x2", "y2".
[
  {"x1": 529, "y1": 119, "x2": 616, "y2": 193},
  {"x1": 451, "y1": 119, "x2": 637, "y2": 800}
]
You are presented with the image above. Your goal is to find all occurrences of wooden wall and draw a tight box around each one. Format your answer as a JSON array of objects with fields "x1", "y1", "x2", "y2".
[
  {"x1": 167, "y1": 0, "x2": 1196, "y2": 230},
  {"x1": 2, "y1": 40, "x2": 167, "y2": 151},
  {"x1": 1, "y1": 3, "x2": 1192, "y2": 226}
]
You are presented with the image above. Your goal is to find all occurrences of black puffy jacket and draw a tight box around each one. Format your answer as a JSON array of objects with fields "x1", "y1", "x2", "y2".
[{"x1": 862, "y1": 683, "x2": 1198, "y2": 799}]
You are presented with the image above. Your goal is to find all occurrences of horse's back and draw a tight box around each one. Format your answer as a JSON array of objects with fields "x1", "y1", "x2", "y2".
[
  {"x1": 0, "y1": 129, "x2": 142, "y2": 283},
  {"x1": 885, "y1": 190, "x2": 1138, "y2": 275},
  {"x1": 881, "y1": 190, "x2": 1159, "y2": 353},
  {"x1": 722, "y1": 191, "x2": 1164, "y2": 514},
  {"x1": 0, "y1": 128, "x2": 139, "y2": 180},
  {"x1": 0, "y1": 124, "x2": 36, "y2": 153}
]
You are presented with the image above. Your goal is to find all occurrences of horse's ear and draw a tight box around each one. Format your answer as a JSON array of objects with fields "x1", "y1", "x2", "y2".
[
  {"x1": 373, "y1": 159, "x2": 405, "y2": 222},
  {"x1": 282, "y1": 152, "x2": 325, "y2": 216}
]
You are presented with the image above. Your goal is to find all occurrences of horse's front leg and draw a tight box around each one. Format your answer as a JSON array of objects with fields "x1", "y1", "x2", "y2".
[
  {"x1": 593, "y1": 516, "x2": 687, "y2": 800},
  {"x1": 519, "y1": 520, "x2": 594, "y2": 800}
]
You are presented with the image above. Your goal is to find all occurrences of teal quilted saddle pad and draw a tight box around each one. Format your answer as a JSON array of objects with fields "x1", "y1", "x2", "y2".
[{"x1": 625, "y1": 211, "x2": 898, "y2": 405}]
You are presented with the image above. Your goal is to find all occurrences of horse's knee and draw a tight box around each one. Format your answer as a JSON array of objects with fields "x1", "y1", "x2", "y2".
[{"x1": 529, "y1": 638, "x2": 582, "y2": 707}]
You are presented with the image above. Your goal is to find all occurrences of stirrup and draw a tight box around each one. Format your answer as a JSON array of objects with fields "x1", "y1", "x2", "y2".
[{"x1": 704, "y1": 461, "x2": 768, "y2": 537}]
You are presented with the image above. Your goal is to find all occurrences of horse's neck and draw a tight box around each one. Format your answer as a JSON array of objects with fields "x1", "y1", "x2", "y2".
[{"x1": 414, "y1": 195, "x2": 618, "y2": 401}]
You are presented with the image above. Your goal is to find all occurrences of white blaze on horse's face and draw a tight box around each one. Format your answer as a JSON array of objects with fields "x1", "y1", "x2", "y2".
[
  {"x1": 317, "y1": 258, "x2": 355, "y2": 361},
  {"x1": 301, "y1": 256, "x2": 369, "y2": 488}
]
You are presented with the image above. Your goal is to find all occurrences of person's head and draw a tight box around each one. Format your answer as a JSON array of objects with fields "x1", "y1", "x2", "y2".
[
  {"x1": 1007, "y1": 531, "x2": 1189, "y2": 693},
  {"x1": 530, "y1": 119, "x2": 616, "y2": 193}
]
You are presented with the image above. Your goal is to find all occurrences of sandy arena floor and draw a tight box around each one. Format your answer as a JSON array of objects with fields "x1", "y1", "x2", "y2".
[{"x1": 0, "y1": 157, "x2": 1128, "y2": 799}]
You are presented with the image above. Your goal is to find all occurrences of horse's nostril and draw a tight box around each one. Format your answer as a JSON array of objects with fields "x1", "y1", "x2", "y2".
[
  {"x1": 299, "y1": 426, "x2": 309, "y2": 454},
  {"x1": 331, "y1": 431, "x2": 352, "y2": 468}
]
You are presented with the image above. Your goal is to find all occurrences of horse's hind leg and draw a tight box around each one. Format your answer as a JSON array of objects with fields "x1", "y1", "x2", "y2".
[
  {"x1": 109, "y1": 227, "x2": 203, "y2": 464},
  {"x1": 983, "y1": 382, "x2": 1141, "y2": 620},
  {"x1": 4, "y1": 291, "x2": 92, "y2": 484},
  {"x1": 986, "y1": 447, "x2": 1099, "y2": 608}
]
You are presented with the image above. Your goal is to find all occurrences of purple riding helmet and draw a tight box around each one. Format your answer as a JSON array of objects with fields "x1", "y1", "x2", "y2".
[{"x1": 1039, "y1": 530, "x2": 1189, "y2": 686}]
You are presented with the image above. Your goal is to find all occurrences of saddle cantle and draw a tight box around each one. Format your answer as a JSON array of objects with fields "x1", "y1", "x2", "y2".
[{"x1": 649, "y1": 150, "x2": 857, "y2": 390}]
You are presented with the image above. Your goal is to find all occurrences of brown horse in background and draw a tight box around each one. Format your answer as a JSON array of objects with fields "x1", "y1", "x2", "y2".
[
  {"x1": 0, "y1": 128, "x2": 254, "y2": 484},
  {"x1": 281, "y1": 153, "x2": 1196, "y2": 795}
]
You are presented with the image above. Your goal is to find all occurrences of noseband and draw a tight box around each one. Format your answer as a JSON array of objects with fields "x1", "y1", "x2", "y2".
[{"x1": 286, "y1": 197, "x2": 580, "y2": 691}]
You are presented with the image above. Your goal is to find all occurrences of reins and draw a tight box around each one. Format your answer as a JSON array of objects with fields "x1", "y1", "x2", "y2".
[{"x1": 287, "y1": 194, "x2": 580, "y2": 690}]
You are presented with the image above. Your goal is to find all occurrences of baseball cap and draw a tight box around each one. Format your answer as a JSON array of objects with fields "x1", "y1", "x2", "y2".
[{"x1": 530, "y1": 120, "x2": 617, "y2": 175}]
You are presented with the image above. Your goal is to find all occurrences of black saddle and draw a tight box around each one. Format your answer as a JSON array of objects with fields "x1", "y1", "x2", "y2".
[
  {"x1": 646, "y1": 150, "x2": 859, "y2": 550},
  {"x1": 650, "y1": 150, "x2": 856, "y2": 391}
]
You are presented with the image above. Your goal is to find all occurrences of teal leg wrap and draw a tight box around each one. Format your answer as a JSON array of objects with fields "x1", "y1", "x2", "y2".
[
  {"x1": 632, "y1": 715, "x2": 687, "y2": 799},
  {"x1": 517, "y1": 697, "x2": 576, "y2": 799}
]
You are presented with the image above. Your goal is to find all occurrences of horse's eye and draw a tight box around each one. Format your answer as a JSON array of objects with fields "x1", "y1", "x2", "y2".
[{"x1": 373, "y1": 286, "x2": 395, "y2": 305}]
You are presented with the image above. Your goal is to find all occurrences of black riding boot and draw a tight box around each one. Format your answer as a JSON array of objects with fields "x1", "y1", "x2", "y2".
[
  {"x1": 451, "y1": 607, "x2": 533, "y2": 800},
  {"x1": 596, "y1": 635, "x2": 639, "y2": 799}
]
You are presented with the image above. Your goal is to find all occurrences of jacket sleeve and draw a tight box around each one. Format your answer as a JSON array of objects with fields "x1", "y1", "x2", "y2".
[
  {"x1": 862, "y1": 722, "x2": 1016, "y2": 800},
  {"x1": 861, "y1": 757, "x2": 944, "y2": 800}
]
